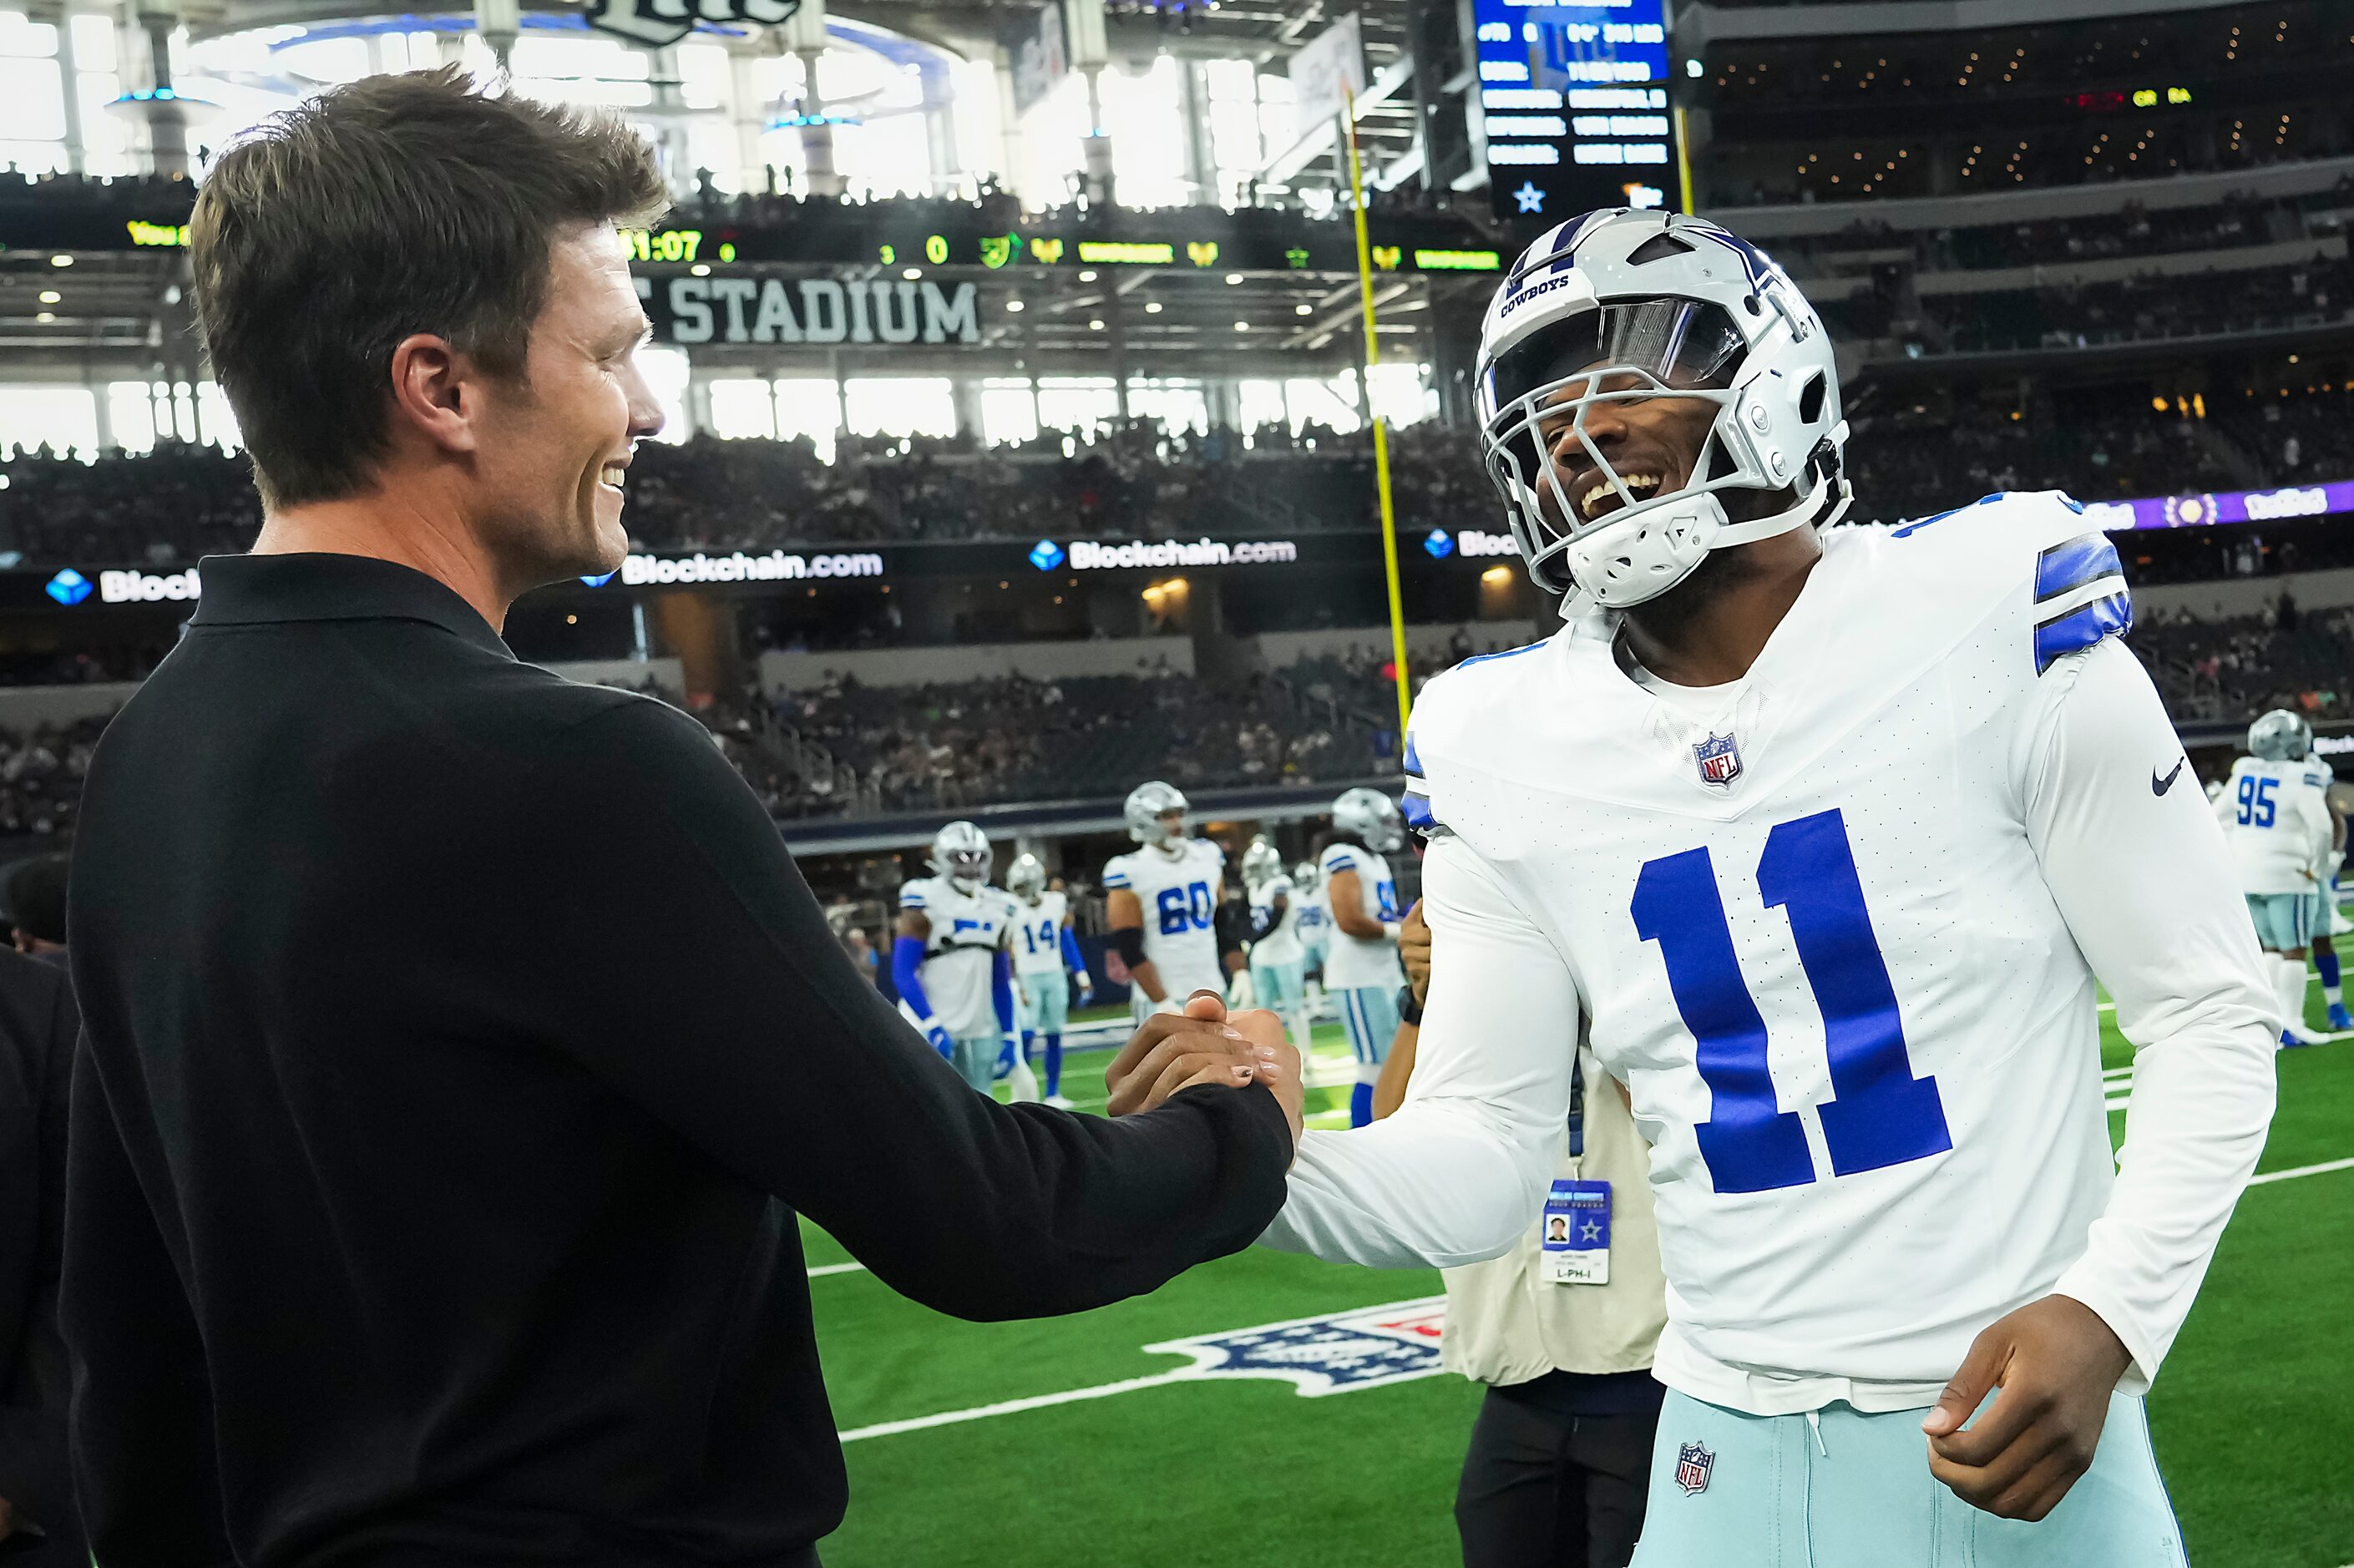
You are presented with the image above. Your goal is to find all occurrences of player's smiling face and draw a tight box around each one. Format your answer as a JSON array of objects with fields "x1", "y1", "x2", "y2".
[
  {"x1": 1531, "y1": 370, "x2": 1719, "y2": 534},
  {"x1": 472, "y1": 225, "x2": 664, "y2": 584}
]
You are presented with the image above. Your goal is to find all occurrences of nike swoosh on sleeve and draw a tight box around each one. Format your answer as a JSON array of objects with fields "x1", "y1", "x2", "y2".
[{"x1": 2152, "y1": 760, "x2": 2186, "y2": 796}]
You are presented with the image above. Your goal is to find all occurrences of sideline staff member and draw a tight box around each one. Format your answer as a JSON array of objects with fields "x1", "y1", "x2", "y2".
[
  {"x1": 1377, "y1": 903, "x2": 1667, "y2": 1568},
  {"x1": 63, "y1": 70, "x2": 1298, "y2": 1567},
  {"x1": 0, "y1": 947, "x2": 83, "y2": 1563}
]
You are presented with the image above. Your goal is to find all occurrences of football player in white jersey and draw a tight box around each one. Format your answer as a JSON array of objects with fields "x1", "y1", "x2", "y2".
[
  {"x1": 2215, "y1": 709, "x2": 2342, "y2": 1044},
  {"x1": 1103, "y1": 781, "x2": 1228, "y2": 1019},
  {"x1": 894, "y1": 822, "x2": 1038, "y2": 1102},
  {"x1": 1241, "y1": 839, "x2": 1312, "y2": 1056},
  {"x1": 1225, "y1": 210, "x2": 2277, "y2": 1564},
  {"x1": 1292, "y1": 858, "x2": 1332, "y2": 1015},
  {"x1": 1006, "y1": 852, "x2": 1091, "y2": 1106},
  {"x1": 1319, "y1": 788, "x2": 1410, "y2": 1128}
]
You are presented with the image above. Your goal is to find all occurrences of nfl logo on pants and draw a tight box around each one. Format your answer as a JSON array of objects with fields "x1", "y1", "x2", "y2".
[
  {"x1": 1693, "y1": 732, "x2": 1742, "y2": 788},
  {"x1": 1675, "y1": 1442, "x2": 1714, "y2": 1496}
]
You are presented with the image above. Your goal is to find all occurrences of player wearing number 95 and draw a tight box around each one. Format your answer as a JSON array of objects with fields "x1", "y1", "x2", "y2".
[{"x1": 1250, "y1": 210, "x2": 2278, "y2": 1564}]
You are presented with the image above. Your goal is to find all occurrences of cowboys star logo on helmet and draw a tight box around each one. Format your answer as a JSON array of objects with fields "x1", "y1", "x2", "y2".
[{"x1": 1474, "y1": 208, "x2": 1852, "y2": 609}]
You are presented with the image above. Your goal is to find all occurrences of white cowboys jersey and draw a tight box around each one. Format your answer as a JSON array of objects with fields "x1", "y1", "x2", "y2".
[
  {"x1": 897, "y1": 876, "x2": 1013, "y2": 1039},
  {"x1": 1298, "y1": 884, "x2": 1331, "y2": 957},
  {"x1": 2215, "y1": 755, "x2": 2333, "y2": 895},
  {"x1": 1010, "y1": 890, "x2": 1072, "y2": 979},
  {"x1": 1319, "y1": 842, "x2": 1405, "y2": 991},
  {"x1": 1249, "y1": 875, "x2": 1304, "y2": 966},
  {"x1": 1266, "y1": 492, "x2": 2277, "y2": 1417},
  {"x1": 1104, "y1": 839, "x2": 1227, "y2": 1004}
]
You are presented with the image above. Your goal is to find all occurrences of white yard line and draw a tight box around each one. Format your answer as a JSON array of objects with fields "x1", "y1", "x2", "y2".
[
  {"x1": 807, "y1": 1261, "x2": 868, "y2": 1278},
  {"x1": 2247, "y1": 1156, "x2": 2354, "y2": 1186},
  {"x1": 838, "y1": 1371, "x2": 1191, "y2": 1442}
]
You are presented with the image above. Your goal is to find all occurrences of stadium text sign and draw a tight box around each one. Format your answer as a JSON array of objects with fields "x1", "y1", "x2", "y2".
[
  {"x1": 641, "y1": 275, "x2": 981, "y2": 347},
  {"x1": 612, "y1": 549, "x2": 886, "y2": 585},
  {"x1": 2067, "y1": 478, "x2": 2354, "y2": 532}
]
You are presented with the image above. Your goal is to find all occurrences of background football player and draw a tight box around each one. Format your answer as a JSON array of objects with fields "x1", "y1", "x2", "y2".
[
  {"x1": 1006, "y1": 852, "x2": 1091, "y2": 1106},
  {"x1": 1293, "y1": 858, "x2": 1332, "y2": 1018},
  {"x1": 1319, "y1": 787, "x2": 1409, "y2": 1128},
  {"x1": 1214, "y1": 210, "x2": 2278, "y2": 1565},
  {"x1": 895, "y1": 822, "x2": 1036, "y2": 1101},
  {"x1": 1103, "y1": 781, "x2": 1228, "y2": 1019},
  {"x1": 1241, "y1": 839, "x2": 1313, "y2": 1055},
  {"x1": 2215, "y1": 709, "x2": 2343, "y2": 1044}
]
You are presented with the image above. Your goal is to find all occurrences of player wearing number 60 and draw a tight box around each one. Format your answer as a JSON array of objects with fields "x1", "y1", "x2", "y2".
[{"x1": 1252, "y1": 210, "x2": 2278, "y2": 1565}]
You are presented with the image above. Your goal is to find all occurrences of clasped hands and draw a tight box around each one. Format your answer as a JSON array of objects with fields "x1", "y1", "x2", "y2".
[{"x1": 1105, "y1": 990, "x2": 1303, "y2": 1154}]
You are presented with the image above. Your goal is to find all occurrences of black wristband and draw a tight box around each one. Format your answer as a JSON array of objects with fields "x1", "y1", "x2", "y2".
[{"x1": 1396, "y1": 984, "x2": 1424, "y2": 1027}]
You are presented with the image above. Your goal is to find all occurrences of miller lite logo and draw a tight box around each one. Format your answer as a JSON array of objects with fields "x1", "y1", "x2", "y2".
[
  {"x1": 1675, "y1": 1441, "x2": 1714, "y2": 1495},
  {"x1": 1693, "y1": 732, "x2": 1742, "y2": 789}
]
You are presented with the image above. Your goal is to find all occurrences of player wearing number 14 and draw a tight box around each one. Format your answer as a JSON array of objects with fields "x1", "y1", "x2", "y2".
[{"x1": 1258, "y1": 210, "x2": 2278, "y2": 1565}]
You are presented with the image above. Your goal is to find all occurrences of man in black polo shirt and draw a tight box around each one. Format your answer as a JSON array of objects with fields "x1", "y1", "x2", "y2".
[{"x1": 63, "y1": 70, "x2": 1298, "y2": 1567}]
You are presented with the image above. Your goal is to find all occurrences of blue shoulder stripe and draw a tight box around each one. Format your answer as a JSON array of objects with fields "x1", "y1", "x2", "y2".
[
  {"x1": 2034, "y1": 532, "x2": 2124, "y2": 603},
  {"x1": 2033, "y1": 590, "x2": 2133, "y2": 675},
  {"x1": 1889, "y1": 493, "x2": 2008, "y2": 539},
  {"x1": 1453, "y1": 640, "x2": 1548, "y2": 671}
]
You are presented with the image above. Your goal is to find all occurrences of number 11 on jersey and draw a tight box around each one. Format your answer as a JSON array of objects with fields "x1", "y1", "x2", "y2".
[{"x1": 1632, "y1": 809, "x2": 1953, "y2": 1195}]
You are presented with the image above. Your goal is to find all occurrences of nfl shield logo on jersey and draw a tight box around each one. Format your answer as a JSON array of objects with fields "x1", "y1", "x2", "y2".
[
  {"x1": 1674, "y1": 1442, "x2": 1714, "y2": 1496},
  {"x1": 1693, "y1": 732, "x2": 1743, "y2": 789}
]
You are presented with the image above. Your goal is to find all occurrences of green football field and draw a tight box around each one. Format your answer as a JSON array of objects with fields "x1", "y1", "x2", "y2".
[{"x1": 805, "y1": 982, "x2": 2354, "y2": 1568}]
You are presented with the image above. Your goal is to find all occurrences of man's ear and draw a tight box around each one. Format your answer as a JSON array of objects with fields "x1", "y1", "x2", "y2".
[{"x1": 387, "y1": 333, "x2": 480, "y2": 458}]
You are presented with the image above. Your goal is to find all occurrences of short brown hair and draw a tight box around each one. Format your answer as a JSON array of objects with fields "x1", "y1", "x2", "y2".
[{"x1": 190, "y1": 67, "x2": 666, "y2": 509}]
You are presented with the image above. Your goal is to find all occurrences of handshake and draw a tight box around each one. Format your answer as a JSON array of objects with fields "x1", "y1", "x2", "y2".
[{"x1": 1103, "y1": 991, "x2": 1305, "y2": 1155}]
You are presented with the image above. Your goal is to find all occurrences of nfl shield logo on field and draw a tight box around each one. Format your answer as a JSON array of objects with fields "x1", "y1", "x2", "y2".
[
  {"x1": 1675, "y1": 1442, "x2": 1714, "y2": 1495},
  {"x1": 1693, "y1": 732, "x2": 1742, "y2": 788}
]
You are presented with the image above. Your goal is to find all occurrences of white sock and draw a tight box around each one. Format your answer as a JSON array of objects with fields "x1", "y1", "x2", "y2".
[
  {"x1": 2326, "y1": 983, "x2": 2344, "y2": 1008},
  {"x1": 1005, "y1": 1056, "x2": 1041, "y2": 1103},
  {"x1": 2276, "y1": 957, "x2": 2311, "y2": 1036}
]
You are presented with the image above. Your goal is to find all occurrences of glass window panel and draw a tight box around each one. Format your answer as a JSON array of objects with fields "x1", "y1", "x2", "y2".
[
  {"x1": 0, "y1": 139, "x2": 64, "y2": 173},
  {"x1": 1203, "y1": 58, "x2": 1255, "y2": 100},
  {"x1": 1238, "y1": 378, "x2": 1287, "y2": 434},
  {"x1": 0, "y1": 385, "x2": 97, "y2": 458},
  {"x1": 1105, "y1": 55, "x2": 1185, "y2": 208},
  {"x1": 106, "y1": 382, "x2": 154, "y2": 454},
  {"x1": 677, "y1": 43, "x2": 727, "y2": 110},
  {"x1": 637, "y1": 346, "x2": 690, "y2": 444},
  {"x1": 1368, "y1": 362, "x2": 1435, "y2": 428},
  {"x1": 271, "y1": 34, "x2": 372, "y2": 85},
  {"x1": 1287, "y1": 375, "x2": 1360, "y2": 435},
  {"x1": 0, "y1": 13, "x2": 58, "y2": 58},
  {"x1": 843, "y1": 377, "x2": 954, "y2": 439},
  {"x1": 1035, "y1": 375, "x2": 1115, "y2": 435},
  {"x1": 772, "y1": 379, "x2": 842, "y2": 460},
  {"x1": 1129, "y1": 379, "x2": 1208, "y2": 433},
  {"x1": 68, "y1": 14, "x2": 113, "y2": 70},
  {"x1": 195, "y1": 382, "x2": 241, "y2": 452},
  {"x1": 980, "y1": 386, "x2": 1039, "y2": 447},
  {"x1": 0, "y1": 55, "x2": 65, "y2": 140},
  {"x1": 707, "y1": 378, "x2": 777, "y2": 441}
]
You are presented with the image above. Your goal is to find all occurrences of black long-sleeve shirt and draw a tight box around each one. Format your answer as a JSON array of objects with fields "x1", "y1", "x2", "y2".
[
  {"x1": 0, "y1": 947, "x2": 82, "y2": 1565},
  {"x1": 63, "y1": 553, "x2": 1293, "y2": 1567}
]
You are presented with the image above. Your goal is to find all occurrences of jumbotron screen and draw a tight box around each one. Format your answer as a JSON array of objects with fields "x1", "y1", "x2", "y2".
[{"x1": 1473, "y1": 0, "x2": 1680, "y2": 226}]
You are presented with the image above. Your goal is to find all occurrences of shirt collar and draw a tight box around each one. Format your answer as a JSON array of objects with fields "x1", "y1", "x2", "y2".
[{"x1": 189, "y1": 553, "x2": 514, "y2": 660}]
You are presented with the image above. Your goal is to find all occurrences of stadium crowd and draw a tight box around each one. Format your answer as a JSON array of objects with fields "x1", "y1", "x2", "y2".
[{"x1": 11, "y1": 383, "x2": 2354, "y2": 567}]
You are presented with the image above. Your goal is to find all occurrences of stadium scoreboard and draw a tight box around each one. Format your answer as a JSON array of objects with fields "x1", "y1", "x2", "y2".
[{"x1": 1474, "y1": 0, "x2": 1683, "y2": 226}]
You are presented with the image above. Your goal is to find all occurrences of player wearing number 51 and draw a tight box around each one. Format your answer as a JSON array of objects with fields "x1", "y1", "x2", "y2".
[{"x1": 1250, "y1": 210, "x2": 2279, "y2": 1565}]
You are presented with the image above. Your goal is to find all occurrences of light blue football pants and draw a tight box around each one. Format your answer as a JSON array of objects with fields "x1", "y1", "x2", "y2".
[{"x1": 1632, "y1": 1389, "x2": 2184, "y2": 1568}]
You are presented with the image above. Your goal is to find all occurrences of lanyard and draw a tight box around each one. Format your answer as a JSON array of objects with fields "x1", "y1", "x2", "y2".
[{"x1": 1567, "y1": 1056, "x2": 1586, "y2": 1161}]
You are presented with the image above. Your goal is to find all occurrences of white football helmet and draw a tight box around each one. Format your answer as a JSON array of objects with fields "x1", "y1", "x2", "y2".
[
  {"x1": 927, "y1": 821, "x2": 993, "y2": 893},
  {"x1": 1125, "y1": 781, "x2": 1188, "y2": 847},
  {"x1": 1006, "y1": 852, "x2": 1047, "y2": 900},
  {"x1": 1332, "y1": 787, "x2": 1404, "y2": 854},
  {"x1": 1241, "y1": 839, "x2": 1284, "y2": 893},
  {"x1": 1292, "y1": 860, "x2": 1320, "y2": 893},
  {"x1": 2250, "y1": 709, "x2": 2314, "y2": 762},
  {"x1": 1475, "y1": 208, "x2": 1851, "y2": 608}
]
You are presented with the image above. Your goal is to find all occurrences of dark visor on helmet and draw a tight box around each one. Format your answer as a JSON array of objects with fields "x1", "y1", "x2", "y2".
[{"x1": 1485, "y1": 298, "x2": 1748, "y2": 413}]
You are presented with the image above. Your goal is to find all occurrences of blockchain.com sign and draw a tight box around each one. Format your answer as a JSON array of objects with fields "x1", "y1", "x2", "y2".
[
  {"x1": 613, "y1": 549, "x2": 885, "y2": 586},
  {"x1": 1035, "y1": 537, "x2": 1302, "y2": 572}
]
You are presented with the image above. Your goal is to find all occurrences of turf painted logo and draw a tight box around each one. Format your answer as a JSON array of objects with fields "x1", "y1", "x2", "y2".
[{"x1": 1142, "y1": 1297, "x2": 1446, "y2": 1397}]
